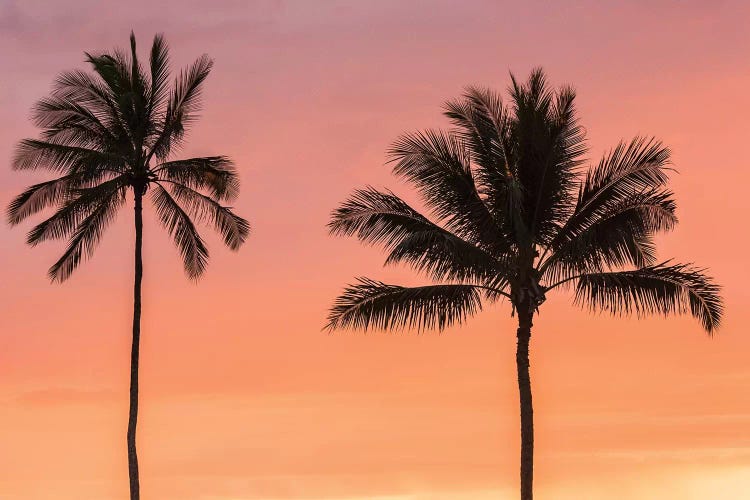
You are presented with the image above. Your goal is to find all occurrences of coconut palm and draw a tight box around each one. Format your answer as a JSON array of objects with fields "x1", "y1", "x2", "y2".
[
  {"x1": 6, "y1": 33, "x2": 249, "y2": 499},
  {"x1": 325, "y1": 69, "x2": 722, "y2": 500}
]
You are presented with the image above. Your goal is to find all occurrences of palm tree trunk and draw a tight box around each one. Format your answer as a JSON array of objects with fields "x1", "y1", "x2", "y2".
[
  {"x1": 128, "y1": 191, "x2": 143, "y2": 500},
  {"x1": 516, "y1": 308, "x2": 534, "y2": 500}
]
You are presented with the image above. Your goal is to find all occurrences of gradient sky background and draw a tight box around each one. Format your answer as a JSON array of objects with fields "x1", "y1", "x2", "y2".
[{"x1": 1, "y1": 1, "x2": 749, "y2": 499}]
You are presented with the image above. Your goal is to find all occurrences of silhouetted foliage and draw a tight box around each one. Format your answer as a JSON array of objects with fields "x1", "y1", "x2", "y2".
[
  {"x1": 7, "y1": 32, "x2": 249, "y2": 500},
  {"x1": 326, "y1": 69, "x2": 723, "y2": 500},
  {"x1": 8, "y1": 33, "x2": 249, "y2": 280}
]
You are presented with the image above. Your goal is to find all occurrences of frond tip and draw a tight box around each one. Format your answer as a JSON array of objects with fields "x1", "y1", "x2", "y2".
[
  {"x1": 166, "y1": 182, "x2": 250, "y2": 250},
  {"x1": 325, "y1": 278, "x2": 483, "y2": 332},
  {"x1": 328, "y1": 187, "x2": 429, "y2": 246},
  {"x1": 7, "y1": 176, "x2": 74, "y2": 226},
  {"x1": 574, "y1": 262, "x2": 723, "y2": 333},
  {"x1": 151, "y1": 185, "x2": 209, "y2": 279}
]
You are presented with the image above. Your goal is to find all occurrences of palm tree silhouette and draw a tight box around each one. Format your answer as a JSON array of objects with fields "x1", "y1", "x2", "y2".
[
  {"x1": 326, "y1": 69, "x2": 722, "y2": 500},
  {"x1": 7, "y1": 33, "x2": 249, "y2": 500}
]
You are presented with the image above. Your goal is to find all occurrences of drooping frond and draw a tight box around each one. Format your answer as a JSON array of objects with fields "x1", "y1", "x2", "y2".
[
  {"x1": 26, "y1": 176, "x2": 127, "y2": 246},
  {"x1": 574, "y1": 262, "x2": 723, "y2": 333},
  {"x1": 164, "y1": 182, "x2": 250, "y2": 250},
  {"x1": 326, "y1": 279, "x2": 485, "y2": 332},
  {"x1": 7, "y1": 176, "x2": 75, "y2": 226},
  {"x1": 5, "y1": 171, "x2": 116, "y2": 226},
  {"x1": 48, "y1": 188, "x2": 126, "y2": 282},
  {"x1": 154, "y1": 156, "x2": 239, "y2": 201},
  {"x1": 151, "y1": 185, "x2": 209, "y2": 279},
  {"x1": 388, "y1": 129, "x2": 506, "y2": 250}
]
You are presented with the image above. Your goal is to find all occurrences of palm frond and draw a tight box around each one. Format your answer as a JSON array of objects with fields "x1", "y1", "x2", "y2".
[
  {"x1": 85, "y1": 51, "x2": 130, "y2": 97},
  {"x1": 154, "y1": 156, "x2": 239, "y2": 201},
  {"x1": 151, "y1": 185, "x2": 209, "y2": 278},
  {"x1": 48, "y1": 188, "x2": 126, "y2": 282},
  {"x1": 574, "y1": 262, "x2": 723, "y2": 333},
  {"x1": 388, "y1": 129, "x2": 506, "y2": 249},
  {"x1": 383, "y1": 230, "x2": 509, "y2": 284},
  {"x1": 128, "y1": 32, "x2": 149, "y2": 97},
  {"x1": 550, "y1": 85, "x2": 588, "y2": 169},
  {"x1": 542, "y1": 188, "x2": 677, "y2": 280},
  {"x1": 573, "y1": 136, "x2": 671, "y2": 225},
  {"x1": 509, "y1": 69, "x2": 586, "y2": 244},
  {"x1": 443, "y1": 86, "x2": 508, "y2": 178},
  {"x1": 170, "y1": 54, "x2": 213, "y2": 122},
  {"x1": 148, "y1": 33, "x2": 171, "y2": 117},
  {"x1": 329, "y1": 186, "x2": 447, "y2": 246},
  {"x1": 7, "y1": 175, "x2": 75, "y2": 226},
  {"x1": 33, "y1": 96, "x2": 115, "y2": 149},
  {"x1": 149, "y1": 54, "x2": 213, "y2": 160},
  {"x1": 443, "y1": 87, "x2": 528, "y2": 244},
  {"x1": 582, "y1": 137, "x2": 671, "y2": 200},
  {"x1": 12, "y1": 139, "x2": 124, "y2": 175},
  {"x1": 85, "y1": 50, "x2": 138, "y2": 132},
  {"x1": 50, "y1": 70, "x2": 133, "y2": 153},
  {"x1": 26, "y1": 176, "x2": 126, "y2": 246},
  {"x1": 326, "y1": 278, "x2": 485, "y2": 332},
  {"x1": 510, "y1": 67, "x2": 554, "y2": 110},
  {"x1": 548, "y1": 137, "x2": 672, "y2": 263},
  {"x1": 165, "y1": 182, "x2": 250, "y2": 250},
  {"x1": 52, "y1": 70, "x2": 116, "y2": 116},
  {"x1": 328, "y1": 187, "x2": 505, "y2": 283}
]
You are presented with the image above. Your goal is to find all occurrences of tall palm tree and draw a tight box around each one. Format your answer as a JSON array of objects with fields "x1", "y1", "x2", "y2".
[
  {"x1": 6, "y1": 33, "x2": 249, "y2": 499},
  {"x1": 325, "y1": 69, "x2": 722, "y2": 500}
]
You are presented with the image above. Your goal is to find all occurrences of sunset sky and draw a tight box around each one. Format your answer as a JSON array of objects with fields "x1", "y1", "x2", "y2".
[{"x1": 1, "y1": 1, "x2": 749, "y2": 499}]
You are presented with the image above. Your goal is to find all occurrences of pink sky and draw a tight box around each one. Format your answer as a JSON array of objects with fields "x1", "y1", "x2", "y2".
[{"x1": 1, "y1": 1, "x2": 749, "y2": 499}]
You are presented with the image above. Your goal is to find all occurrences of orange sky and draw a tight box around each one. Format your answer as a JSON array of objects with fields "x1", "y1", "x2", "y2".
[{"x1": 1, "y1": 1, "x2": 749, "y2": 499}]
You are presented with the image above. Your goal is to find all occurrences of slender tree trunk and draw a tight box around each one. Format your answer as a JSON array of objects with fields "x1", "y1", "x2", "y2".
[
  {"x1": 128, "y1": 191, "x2": 143, "y2": 500},
  {"x1": 516, "y1": 308, "x2": 534, "y2": 500}
]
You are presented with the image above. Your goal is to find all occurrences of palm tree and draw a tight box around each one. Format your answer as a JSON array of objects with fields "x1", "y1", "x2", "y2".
[
  {"x1": 325, "y1": 69, "x2": 722, "y2": 500},
  {"x1": 6, "y1": 33, "x2": 249, "y2": 499}
]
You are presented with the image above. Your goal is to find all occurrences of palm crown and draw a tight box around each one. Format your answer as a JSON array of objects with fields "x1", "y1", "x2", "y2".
[
  {"x1": 327, "y1": 69, "x2": 722, "y2": 333},
  {"x1": 7, "y1": 32, "x2": 249, "y2": 281}
]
